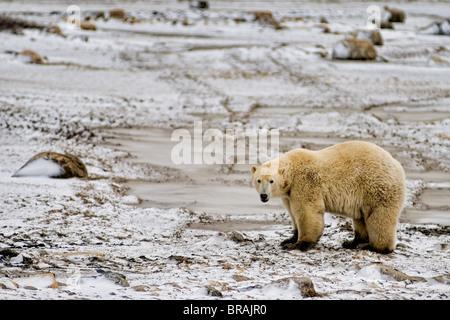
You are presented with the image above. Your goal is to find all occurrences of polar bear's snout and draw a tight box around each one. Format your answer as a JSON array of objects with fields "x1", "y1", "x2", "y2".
[{"x1": 260, "y1": 193, "x2": 269, "y2": 202}]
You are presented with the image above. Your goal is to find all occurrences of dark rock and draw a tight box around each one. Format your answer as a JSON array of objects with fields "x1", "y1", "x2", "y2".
[
  {"x1": 109, "y1": 9, "x2": 126, "y2": 20},
  {"x1": 419, "y1": 19, "x2": 450, "y2": 36},
  {"x1": 0, "y1": 14, "x2": 45, "y2": 34},
  {"x1": 189, "y1": 1, "x2": 209, "y2": 10},
  {"x1": 377, "y1": 264, "x2": 426, "y2": 282},
  {"x1": 273, "y1": 277, "x2": 318, "y2": 297},
  {"x1": 205, "y1": 285, "x2": 223, "y2": 297},
  {"x1": 332, "y1": 38, "x2": 378, "y2": 60},
  {"x1": 384, "y1": 6, "x2": 406, "y2": 23},
  {"x1": 97, "y1": 269, "x2": 130, "y2": 287},
  {"x1": 0, "y1": 248, "x2": 19, "y2": 258},
  {"x1": 347, "y1": 29, "x2": 383, "y2": 46},
  {"x1": 229, "y1": 230, "x2": 246, "y2": 243},
  {"x1": 19, "y1": 50, "x2": 45, "y2": 64},
  {"x1": 168, "y1": 255, "x2": 193, "y2": 265},
  {"x1": 380, "y1": 21, "x2": 394, "y2": 29},
  {"x1": 45, "y1": 25, "x2": 66, "y2": 38},
  {"x1": 433, "y1": 273, "x2": 450, "y2": 285},
  {"x1": 232, "y1": 274, "x2": 251, "y2": 282},
  {"x1": 252, "y1": 11, "x2": 283, "y2": 30},
  {"x1": 79, "y1": 20, "x2": 97, "y2": 31},
  {"x1": 12, "y1": 152, "x2": 88, "y2": 179}
]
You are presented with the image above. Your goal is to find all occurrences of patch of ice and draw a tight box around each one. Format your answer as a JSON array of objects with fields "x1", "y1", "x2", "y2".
[
  {"x1": 121, "y1": 195, "x2": 139, "y2": 205},
  {"x1": 73, "y1": 277, "x2": 123, "y2": 297}
]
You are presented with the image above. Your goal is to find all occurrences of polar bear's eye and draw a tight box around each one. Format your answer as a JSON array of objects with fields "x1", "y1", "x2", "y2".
[
  {"x1": 270, "y1": 180, "x2": 274, "y2": 184},
  {"x1": 257, "y1": 180, "x2": 261, "y2": 183}
]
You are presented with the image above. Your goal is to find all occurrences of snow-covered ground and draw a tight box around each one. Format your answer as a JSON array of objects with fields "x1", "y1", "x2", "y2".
[{"x1": 0, "y1": 1, "x2": 449, "y2": 300}]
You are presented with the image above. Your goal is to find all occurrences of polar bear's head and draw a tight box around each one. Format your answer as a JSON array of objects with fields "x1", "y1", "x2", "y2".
[{"x1": 251, "y1": 159, "x2": 285, "y2": 203}]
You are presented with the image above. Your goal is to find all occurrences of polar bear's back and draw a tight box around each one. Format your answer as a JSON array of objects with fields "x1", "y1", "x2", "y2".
[{"x1": 286, "y1": 141, "x2": 405, "y2": 218}]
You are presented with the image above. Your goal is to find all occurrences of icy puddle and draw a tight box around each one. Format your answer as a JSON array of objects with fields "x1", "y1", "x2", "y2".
[
  {"x1": 103, "y1": 127, "x2": 285, "y2": 223},
  {"x1": 368, "y1": 97, "x2": 450, "y2": 123},
  {"x1": 104, "y1": 125, "x2": 449, "y2": 228}
]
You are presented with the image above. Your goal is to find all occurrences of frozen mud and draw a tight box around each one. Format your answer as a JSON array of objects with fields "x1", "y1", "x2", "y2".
[{"x1": 0, "y1": 1, "x2": 449, "y2": 300}]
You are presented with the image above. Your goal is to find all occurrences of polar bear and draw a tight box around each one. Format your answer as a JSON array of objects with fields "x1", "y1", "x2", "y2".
[{"x1": 251, "y1": 141, "x2": 405, "y2": 254}]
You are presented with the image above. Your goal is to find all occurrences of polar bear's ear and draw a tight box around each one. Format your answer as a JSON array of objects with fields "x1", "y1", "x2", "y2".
[
  {"x1": 278, "y1": 167, "x2": 285, "y2": 175},
  {"x1": 251, "y1": 165, "x2": 258, "y2": 174}
]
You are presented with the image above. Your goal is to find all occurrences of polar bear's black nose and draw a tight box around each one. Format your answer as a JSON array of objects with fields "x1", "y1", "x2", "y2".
[{"x1": 260, "y1": 194, "x2": 268, "y2": 202}]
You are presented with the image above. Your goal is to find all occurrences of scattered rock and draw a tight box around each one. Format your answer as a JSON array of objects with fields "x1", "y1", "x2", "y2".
[
  {"x1": 0, "y1": 14, "x2": 45, "y2": 34},
  {"x1": 132, "y1": 285, "x2": 149, "y2": 292},
  {"x1": 189, "y1": 1, "x2": 209, "y2": 10},
  {"x1": 380, "y1": 21, "x2": 394, "y2": 29},
  {"x1": 205, "y1": 285, "x2": 223, "y2": 297},
  {"x1": 57, "y1": 251, "x2": 104, "y2": 257},
  {"x1": 377, "y1": 264, "x2": 426, "y2": 282},
  {"x1": 332, "y1": 38, "x2": 378, "y2": 60},
  {"x1": 347, "y1": 29, "x2": 383, "y2": 46},
  {"x1": 168, "y1": 255, "x2": 193, "y2": 265},
  {"x1": 220, "y1": 262, "x2": 233, "y2": 270},
  {"x1": 384, "y1": 6, "x2": 406, "y2": 23},
  {"x1": 229, "y1": 230, "x2": 246, "y2": 243},
  {"x1": 429, "y1": 56, "x2": 449, "y2": 65},
  {"x1": 232, "y1": 274, "x2": 251, "y2": 282},
  {"x1": 10, "y1": 254, "x2": 33, "y2": 266},
  {"x1": 108, "y1": 9, "x2": 126, "y2": 20},
  {"x1": 252, "y1": 11, "x2": 283, "y2": 30},
  {"x1": 433, "y1": 274, "x2": 450, "y2": 285},
  {"x1": 86, "y1": 11, "x2": 106, "y2": 21},
  {"x1": 12, "y1": 151, "x2": 88, "y2": 179},
  {"x1": 97, "y1": 269, "x2": 130, "y2": 287},
  {"x1": 0, "y1": 278, "x2": 18, "y2": 290},
  {"x1": 45, "y1": 25, "x2": 65, "y2": 38},
  {"x1": 0, "y1": 249, "x2": 33, "y2": 265},
  {"x1": 18, "y1": 49, "x2": 45, "y2": 64},
  {"x1": 312, "y1": 24, "x2": 330, "y2": 33},
  {"x1": 419, "y1": 19, "x2": 450, "y2": 36},
  {"x1": 80, "y1": 20, "x2": 97, "y2": 31},
  {"x1": 272, "y1": 277, "x2": 317, "y2": 297},
  {"x1": 0, "y1": 248, "x2": 20, "y2": 260}
]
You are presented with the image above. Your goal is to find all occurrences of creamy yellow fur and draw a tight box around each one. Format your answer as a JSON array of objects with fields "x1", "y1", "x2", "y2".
[{"x1": 251, "y1": 141, "x2": 405, "y2": 254}]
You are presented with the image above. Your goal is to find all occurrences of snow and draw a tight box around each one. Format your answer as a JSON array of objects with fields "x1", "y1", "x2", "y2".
[
  {"x1": 0, "y1": 0, "x2": 449, "y2": 301},
  {"x1": 13, "y1": 274, "x2": 56, "y2": 289},
  {"x1": 357, "y1": 265, "x2": 386, "y2": 281},
  {"x1": 332, "y1": 40, "x2": 351, "y2": 59},
  {"x1": 442, "y1": 19, "x2": 450, "y2": 36},
  {"x1": 12, "y1": 158, "x2": 64, "y2": 178}
]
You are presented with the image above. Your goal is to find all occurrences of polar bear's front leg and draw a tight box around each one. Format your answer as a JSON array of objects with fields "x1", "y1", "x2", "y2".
[
  {"x1": 281, "y1": 230, "x2": 298, "y2": 248},
  {"x1": 284, "y1": 199, "x2": 325, "y2": 251},
  {"x1": 280, "y1": 197, "x2": 298, "y2": 247}
]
